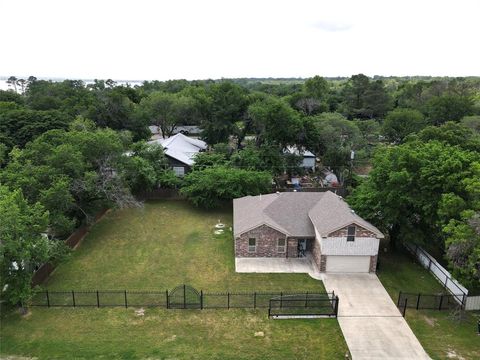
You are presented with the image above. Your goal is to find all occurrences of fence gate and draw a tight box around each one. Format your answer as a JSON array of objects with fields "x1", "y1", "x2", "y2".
[{"x1": 167, "y1": 284, "x2": 201, "y2": 309}]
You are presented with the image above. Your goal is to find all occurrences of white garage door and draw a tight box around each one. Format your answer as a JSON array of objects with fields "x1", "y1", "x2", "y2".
[{"x1": 326, "y1": 255, "x2": 370, "y2": 273}]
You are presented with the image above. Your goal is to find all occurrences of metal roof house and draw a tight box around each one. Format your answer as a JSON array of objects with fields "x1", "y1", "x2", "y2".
[
  {"x1": 284, "y1": 146, "x2": 316, "y2": 171},
  {"x1": 148, "y1": 133, "x2": 207, "y2": 176},
  {"x1": 233, "y1": 191, "x2": 384, "y2": 273}
]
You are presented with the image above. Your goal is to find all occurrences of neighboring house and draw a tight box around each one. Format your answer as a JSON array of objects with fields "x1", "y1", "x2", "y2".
[
  {"x1": 149, "y1": 125, "x2": 201, "y2": 140},
  {"x1": 233, "y1": 191, "x2": 384, "y2": 273},
  {"x1": 284, "y1": 146, "x2": 316, "y2": 171},
  {"x1": 148, "y1": 133, "x2": 207, "y2": 176}
]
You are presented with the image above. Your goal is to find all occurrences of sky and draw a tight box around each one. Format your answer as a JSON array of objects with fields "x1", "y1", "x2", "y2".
[{"x1": 1, "y1": 0, "x2": 479, "y2": 80}]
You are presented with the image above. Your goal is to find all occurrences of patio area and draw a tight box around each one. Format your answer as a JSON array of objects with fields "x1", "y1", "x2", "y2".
[{"x1": 235, "y1": 253, "x2": 320, "y2": 276}]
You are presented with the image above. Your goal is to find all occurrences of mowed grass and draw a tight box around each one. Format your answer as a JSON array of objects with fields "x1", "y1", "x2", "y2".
[
  {"x1": 1, "y1": 200, "x2": 348, "y2": 359},
  {"x1": 1, "y1": 308, "x2": 346, "y2": 360},
  {"x1": 378, "y1": 249, "x2": 480, "y2": 360},
  {"x1": 44, "y1": 200, "x2": 322, "y2": 291}
]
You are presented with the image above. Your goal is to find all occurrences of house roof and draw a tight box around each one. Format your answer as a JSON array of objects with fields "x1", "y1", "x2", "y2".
[
  {"x1": 285, "y1": 146, "x2": 315, "y2": 158},
  {"x1": 308, "y1": 191, "x2": 383, "y2": 238},
  {"x1": 233, "y1": 191, "x2": 384, "y2": 238},
  {"x1": 148, "y1": 133, "x2": 207, "y2": 166}
]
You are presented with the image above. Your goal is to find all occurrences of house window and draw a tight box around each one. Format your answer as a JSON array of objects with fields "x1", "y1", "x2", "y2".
[
  {"x1": 347, "y1": 226, "x2": 356, "y2": 242},
  {"x1": 173, "y1": 166, "x2": 185, "y2": 177},
  {"x1": 248, "y1": 238, "x2": 256, "y2": 252},
  {"x1": 277, "y1": 238, "x2": 286, "y2": 253}
]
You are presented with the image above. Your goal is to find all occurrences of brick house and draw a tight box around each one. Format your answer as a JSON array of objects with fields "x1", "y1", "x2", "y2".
[{"x1": 233, "y1": 191, "x2": 384, "y2": 273}]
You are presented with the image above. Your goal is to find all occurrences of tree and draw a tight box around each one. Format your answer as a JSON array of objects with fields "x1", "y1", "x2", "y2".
[
  {"x1": 247, "y1": 96, "x2": 302, "y2": 147},
  {"x1": 6, "y1": 76, "x2": 17, "y2": 93},
  {"x1": 310, "y1": 112, "x2": 360, "y2": 170},
  {"x1": 0, "y1": 109, "x2": 71, "y2": 149},
  {"x1": 89, "y1": 88, "x2": 148, "y2": 140},
  {"x1": 342, "y1": 74, "x2": 391, "y2": 119},
  {"x1": 200, "y1": 82, "x2": 249, "y2": 144},
  {"x1": 122, "y1": 141, "x2": 178, "y2": 191},
  {"x1": 443, "y1": 211, "x2": 480, "y2": 288},
  {"x1": 461, "y1": 115, "x2": 480, "y2": 134},
  {"x1": 382, "y1": 108, "x2": 426, "y2": 144},
  {"x1": 0, "y1": 89, "x2": 24, "y2": 104},
  {"x1": 348, "y1": 131, "x2": 480, "y2": 277},
  {"x1": 0, "y1": 124, "x2": 141, "y2": 236},
  {"x1": 426, "y1": 95, "x2": 474, "y2": 125},
  {"x1": 181, "y1": 166, "x2": 272, "y2": 208},
  {"x1": 137, "y1": 92, "x2": 197, "y2": 138},
  {"x1": 0, "y1": 186, "x2": 67, "y2": 308}
]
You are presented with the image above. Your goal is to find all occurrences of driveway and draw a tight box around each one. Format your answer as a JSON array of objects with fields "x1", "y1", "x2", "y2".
[{"x1": 323, "y1": 273, "x2": 430, "y2": 359}]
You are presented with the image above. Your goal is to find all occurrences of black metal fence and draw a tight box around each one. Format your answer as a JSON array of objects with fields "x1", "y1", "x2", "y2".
[
  {"x1": 268, "y1": 293, "x2": 339, "y2": 318},
  {"x1": 397, "y1": 291, "x2": 465, "y2": 311},
  {"x1": 31, "y1": 286, "x2": 334, "y2": 313}
]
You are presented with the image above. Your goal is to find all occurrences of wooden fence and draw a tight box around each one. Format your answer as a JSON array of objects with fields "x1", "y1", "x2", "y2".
[{"x1": 31, "y1": 209, "x2": 109, "y2": 287}]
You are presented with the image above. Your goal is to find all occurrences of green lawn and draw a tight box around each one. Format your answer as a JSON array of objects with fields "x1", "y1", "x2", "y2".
[
  {"x1": 45, "y1": 201, "x2": 322, "y2": 292},
  {"x1": 378, "y1": 249, "x2": 480, "y2": 360},
  {"x1": 0, "y1": 200, "x2": 348, "y2": 359}
]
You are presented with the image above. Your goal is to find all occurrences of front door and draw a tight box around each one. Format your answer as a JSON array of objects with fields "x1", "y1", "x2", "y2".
[{"x1": 298, "y1": 239, "x2": 307, "y2": 257}]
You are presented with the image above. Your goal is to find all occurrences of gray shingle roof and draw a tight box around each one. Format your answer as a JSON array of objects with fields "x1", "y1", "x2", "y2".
[{"x1": 233, "y1": 191, "x2": 384, "y2": 238}]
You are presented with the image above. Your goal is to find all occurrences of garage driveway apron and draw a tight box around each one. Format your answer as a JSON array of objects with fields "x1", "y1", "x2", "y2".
[{"x1": 323, "y1": 273, "x2": 430, "y2": 359}]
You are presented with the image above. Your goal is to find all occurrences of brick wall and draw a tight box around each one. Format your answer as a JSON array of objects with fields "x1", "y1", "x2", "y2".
[
  {"x1": 235, "y1": 225, "x2": 287, "y2": 257},
  {"x1": 328, "y1": 224, "x2": 377, "y2": 238}
]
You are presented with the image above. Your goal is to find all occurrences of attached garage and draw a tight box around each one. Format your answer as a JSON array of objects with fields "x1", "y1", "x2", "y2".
[{"x1": 326, "y1": 255, "x2": 370, "y2": 273}]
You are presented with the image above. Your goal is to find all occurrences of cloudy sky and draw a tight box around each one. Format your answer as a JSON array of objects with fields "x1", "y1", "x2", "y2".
[{"x1": 1, "y1": 0, "x2": 479, "y2": 80}]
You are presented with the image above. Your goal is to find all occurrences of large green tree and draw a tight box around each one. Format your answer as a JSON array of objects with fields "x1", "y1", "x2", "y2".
[
  {"x1": 382, "y1": 108, "x2": 427, "y2": 144},
  {"x1": 200, "y1": 82, "x2": 249, "y2": 144},
  {"x1": 181, "y1": 166, "x2": 272, "y2": 208},
  {"x1": 137, "y1": 92, "x2": 197, "y2": 138},
  {"x1": 342, "y1": 74, "x2": 392, "y2": 119},
  {"x1": 348, "y1": 124, "x2": 480, "y2": 285},
  {"x1": 0, "y1": 186, "x2": 67, "y2": 308},
  {"x1": 0, "y1": 119, "x2": 139, "y2": 236}
]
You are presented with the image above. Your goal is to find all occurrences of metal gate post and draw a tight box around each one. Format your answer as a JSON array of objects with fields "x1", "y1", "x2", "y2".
[
  {"x1": 200, "y1": 290, "x2": 203, "y2": 310},
  {"x1": 166, "y1": 290, "x2": 169, "y2": 309},
  {"x1": 183, "y1": 284, "x2": 186, "y2": 309},
  {"x1": 416, "y1": 293, "x2": 421, "y2": 310},
  {"x1": 402, "y1": 298, "x2": 408, "y2": 317}
]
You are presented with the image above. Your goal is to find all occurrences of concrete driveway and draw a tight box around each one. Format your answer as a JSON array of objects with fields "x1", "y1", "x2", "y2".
[{"x1": 323, "y1": 274, "x2": 430, "y2": 360}]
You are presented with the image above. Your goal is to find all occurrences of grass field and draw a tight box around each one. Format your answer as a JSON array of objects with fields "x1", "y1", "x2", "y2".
[
  {"x1": 378, "y1": 249, "x2": 480, "y2": 360},
  {"x1": 0, "y1": 200, "x2": 348, "y2": 359},
  {"x1": 44, "y1": 201, "x2": 322, "y2": 292}
]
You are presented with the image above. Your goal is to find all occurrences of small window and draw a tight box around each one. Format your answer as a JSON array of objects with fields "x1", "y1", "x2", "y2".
[
  {"x1": 277, "y1": 238, "x2": 286, "y2": 253},
  {"x1": 173, "y1": 166, "x2": 185, "y2": 177},
  {"x1": 248, "y1": 238, "x2": 256, "y2": 252},
  {"x1": 347, "y1": 226, "x2": 356, "y2": 242}
]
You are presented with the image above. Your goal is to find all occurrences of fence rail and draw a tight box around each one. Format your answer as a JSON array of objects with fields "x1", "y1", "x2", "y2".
[
  {"x1": 268, "y1": 293, "x2": 339, "y2": 318},
  {"x1": 404, "y1": 243, "x2": 468, "y2": 305},
  {"x1": 397, "y1": 292, "x2": 464, "y2": 311},
  {"x1": 31, "y1": 288, "x2": 333, "y2": 311}
]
